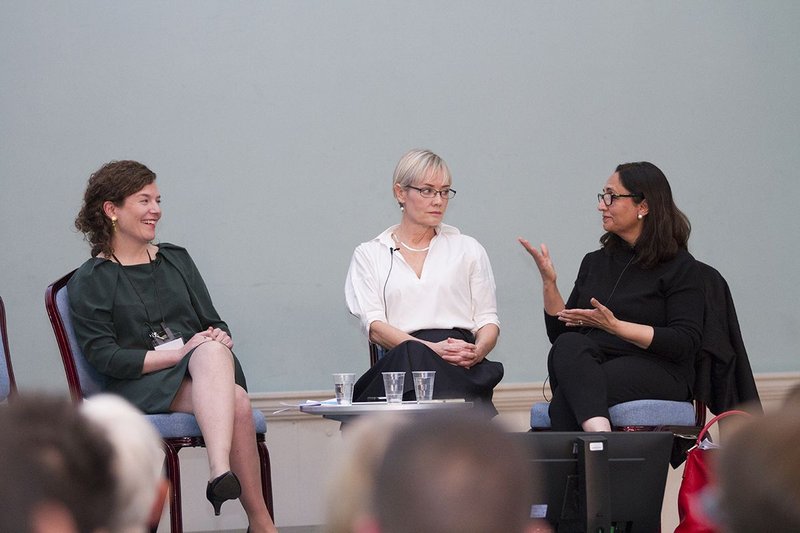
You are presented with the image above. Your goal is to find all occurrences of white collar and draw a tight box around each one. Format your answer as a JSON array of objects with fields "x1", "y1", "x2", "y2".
[{"x1": 373, "y1": 224, "x2": 460, "y2": 247}]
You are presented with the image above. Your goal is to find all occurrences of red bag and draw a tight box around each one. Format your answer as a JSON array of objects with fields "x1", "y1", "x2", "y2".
[{"x1": 674, "y1": 410, "x2": 750, "y2": 533}]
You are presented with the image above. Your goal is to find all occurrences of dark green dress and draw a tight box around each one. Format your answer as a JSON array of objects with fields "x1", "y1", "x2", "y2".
[{"x1": 68, "y1": 243, "x2": 247, "y2": 413}]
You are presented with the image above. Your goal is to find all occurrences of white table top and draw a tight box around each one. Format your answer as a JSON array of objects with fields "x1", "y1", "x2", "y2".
[{"x1": 299, "y1": 399, "x2": 473, "y2": 422}]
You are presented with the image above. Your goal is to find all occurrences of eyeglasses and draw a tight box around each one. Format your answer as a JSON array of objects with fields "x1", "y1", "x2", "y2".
[
  {"x1": 406, "y1": 185, "x2": 457, "y2": 199},
  {"x1": 597, "y1": 192, "x2": 643, "y2": 206}
]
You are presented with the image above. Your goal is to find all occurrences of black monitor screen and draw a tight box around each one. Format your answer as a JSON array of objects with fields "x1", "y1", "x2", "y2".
[{"x1": 513, "y1": 431, "x2": 673, "y2": 533}]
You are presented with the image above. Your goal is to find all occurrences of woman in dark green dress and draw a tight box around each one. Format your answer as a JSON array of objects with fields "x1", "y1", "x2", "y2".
[{"x1": 70, "y1": 160, "x2": 276, "y2": 533}]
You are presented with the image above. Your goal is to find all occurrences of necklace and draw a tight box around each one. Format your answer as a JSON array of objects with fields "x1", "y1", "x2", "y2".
[
  {"x1": 391, "y1": 233, "x2": 430, "y2": 252},
  {"x1": 400, "y1": 241, "x2": 430, "y2": 252}
]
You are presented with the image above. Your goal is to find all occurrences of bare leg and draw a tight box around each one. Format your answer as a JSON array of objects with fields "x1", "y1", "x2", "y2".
[
  {"x1": 230, "y1": 386, "x2": 277, "y2": 533},
  {"x1": 170, "y1": 341, "x2": 235, "y2": 478},
  {"x1": 170, "y1": 343, "x2": 275, "y2": 532},
  {"x1": 581, "y1": 416, "x2": 612, "y2": 432}
]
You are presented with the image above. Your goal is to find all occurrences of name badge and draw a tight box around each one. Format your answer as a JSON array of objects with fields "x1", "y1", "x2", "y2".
[
  {"x1": 154, "y1": 337, "x2": 185, "y2": 351},
  {"x1": 150, "y1": 323, "x2": 182, "y2": 349}
]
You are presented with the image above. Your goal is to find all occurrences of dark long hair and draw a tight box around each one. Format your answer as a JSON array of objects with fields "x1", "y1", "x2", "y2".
[
  {"x1": 600, "y1": 162, "x2": 691, "y2": 268},
  {"x1": 74, "y1": 160, "x2": 156, "y2": 257}
]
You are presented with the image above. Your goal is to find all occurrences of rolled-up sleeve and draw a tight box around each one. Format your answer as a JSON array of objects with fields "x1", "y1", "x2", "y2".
[
  {"x1": 344, "y1": 245, "x2": 386, "y2": 336},
  {"x1": 469, "y1": 240, "x2": 500, "y2": 332}
]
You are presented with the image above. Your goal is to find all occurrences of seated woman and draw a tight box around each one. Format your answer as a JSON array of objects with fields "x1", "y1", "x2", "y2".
[
  {"x1": 69, "y1": 160, "x2": 276, "y2": 533},
  {"x1": 345, "y1": 149, "x2": 503, "y2": 415},
  {"x1": 519, "y1": 162, "x2": 703, "y2": 431}
]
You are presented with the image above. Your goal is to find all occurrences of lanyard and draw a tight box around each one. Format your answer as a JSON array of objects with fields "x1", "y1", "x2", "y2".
[{"x1": 112, "y1": 249, "x2": 170, "y2": 335}]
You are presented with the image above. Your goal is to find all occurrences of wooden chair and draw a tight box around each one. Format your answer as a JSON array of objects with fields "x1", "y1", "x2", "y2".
[
  {"x1": 45, "y1": 271, "x2": 274, "y2": 533},
  {"x1": 368, "y1": 342, "x2": 386, "y2": 367},
  {"x1": 0, "y1": 296, "x2": 18, "y2": 403}
]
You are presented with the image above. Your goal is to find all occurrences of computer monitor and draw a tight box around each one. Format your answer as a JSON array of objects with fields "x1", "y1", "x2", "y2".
[{"x1": 513, "y1": 431, "x2": 673, "y2": 533}]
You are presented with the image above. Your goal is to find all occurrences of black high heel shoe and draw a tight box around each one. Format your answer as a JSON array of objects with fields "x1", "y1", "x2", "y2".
[{"x1": 206, "y1": 471, "x2": 241, "y2": 515}]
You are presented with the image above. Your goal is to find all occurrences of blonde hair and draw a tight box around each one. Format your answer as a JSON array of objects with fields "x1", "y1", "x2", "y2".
[
  {"x1": 81, "y1": 394, "x2": 164, "y2": 533},
  {"x1": 392, "y1": 149, "x2": 452, "y2": 193}
]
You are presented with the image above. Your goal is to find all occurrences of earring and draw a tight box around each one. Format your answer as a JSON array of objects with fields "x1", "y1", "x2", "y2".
[
  {"x1": 637, "y1": 213, "x2": 643, "y2": 220},
  {"x1": 399, "y1": 203, "x2": 405, "y2": 212},
  {"x1": 111, "y1": 216, "x2": 118, "y2": 231}
]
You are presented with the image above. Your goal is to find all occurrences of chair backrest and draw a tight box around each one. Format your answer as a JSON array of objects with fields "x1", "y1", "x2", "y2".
[
  {"x1": 45, "y1": 271, "x2": 108, "y2": 402},
  {"x1": 694, "y1": 398, "x2": 707, "y2": 427},
  {"x1": 0, "y1": 296, "x2": 18, "y2": 402},
  {"x1": 368, "y1": 342, "x2": 386, "y2": 367}
]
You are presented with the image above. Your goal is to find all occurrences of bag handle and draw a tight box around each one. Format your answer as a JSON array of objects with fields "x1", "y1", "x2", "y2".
[{"x1": 696, "y1": 409, "x2": 751, "y2": 445}]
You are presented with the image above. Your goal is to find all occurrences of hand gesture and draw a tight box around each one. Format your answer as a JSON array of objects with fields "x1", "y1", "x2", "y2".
[
  {"x1": 518, "y1": 238, "x2": 557, "y2": 285},
  {"x1": 558, "y1": 297, "x2": 618, "y2": 333}
]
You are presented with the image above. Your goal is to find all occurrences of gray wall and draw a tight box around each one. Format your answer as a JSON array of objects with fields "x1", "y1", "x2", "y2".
[{"x1": 2, "y1": 1, "x2": 798, "y2": 395}]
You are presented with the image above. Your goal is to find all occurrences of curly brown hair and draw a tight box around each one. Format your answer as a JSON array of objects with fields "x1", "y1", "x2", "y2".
[{"x1": 75, "y1": 160, "x2": 157, "y2": 257}]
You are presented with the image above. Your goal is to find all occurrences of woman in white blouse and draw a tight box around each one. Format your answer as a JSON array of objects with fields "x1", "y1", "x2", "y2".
[{"x1": 345, "y1": 149, "x2": 503, "y2": 414}]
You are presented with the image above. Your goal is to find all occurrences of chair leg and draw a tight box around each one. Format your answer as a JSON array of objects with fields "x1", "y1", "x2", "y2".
[
  {"x1": 257, "y1": 438, "x2": 274, "y2": 521},
  {"x1": 163, "y1": 441, "x2": 184, "y2": 533},
  {"x1": 160, "y1": 436, "x2": 270, "y2": 532}
]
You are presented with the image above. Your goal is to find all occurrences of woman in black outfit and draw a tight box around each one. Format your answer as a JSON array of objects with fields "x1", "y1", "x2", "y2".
[{"x1": 519, "y1": 162, "x2": 703, "y2": 431}]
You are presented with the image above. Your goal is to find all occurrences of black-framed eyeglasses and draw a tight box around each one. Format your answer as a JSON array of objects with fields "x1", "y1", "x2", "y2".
[
  {"x1": 597, "y1": 192, "x2": 643, "y2": 206},
  {"x1": 406, "y1": 185, "x2": 457, "y2": 199}
]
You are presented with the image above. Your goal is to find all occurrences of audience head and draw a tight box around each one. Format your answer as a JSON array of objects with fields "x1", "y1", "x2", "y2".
[
  {"x1": 74, "y1": 160, "x2": 156, "y2": 258},
  {"x1": 81, "y1": 394, "x2": 167, "y2": 533},
  {"x1": 325, "y1": 414, "x2": 410, "y2": 533},
  {"x1": 367, "y1": 411, "x2": 536, "y2": 533},
  {"x1": 715, "y1": 409, "x2": 800, "y2": 533},
  {"x1": 392, "y1": 149, "x2": 452, "y2": 207},
  {"x1": 601, "y1": 161, "x2": 691, "y2": 268},
  {"x1": 0, "y1": 394, "x2": 116, "y2": 533}
]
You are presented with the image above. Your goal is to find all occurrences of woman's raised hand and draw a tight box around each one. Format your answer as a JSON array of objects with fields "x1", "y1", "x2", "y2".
[{"x1": 518, "y1": 238, "x2": 557, "y2": 284}]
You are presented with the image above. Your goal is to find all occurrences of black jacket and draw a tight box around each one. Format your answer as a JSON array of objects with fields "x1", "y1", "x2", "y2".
[{"x1": 693, "y1": 262, "x2": 762, "y2": 415}]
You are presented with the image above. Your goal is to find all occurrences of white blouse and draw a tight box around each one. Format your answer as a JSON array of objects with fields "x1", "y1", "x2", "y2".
[{"x1": 344, "y1": 224, "x2": 500, "y2": 337}]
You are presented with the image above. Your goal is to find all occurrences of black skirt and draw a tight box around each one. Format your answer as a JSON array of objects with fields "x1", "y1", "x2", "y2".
[{"x1": 352, "y1": 329, "x2": 504, "y2": 416}]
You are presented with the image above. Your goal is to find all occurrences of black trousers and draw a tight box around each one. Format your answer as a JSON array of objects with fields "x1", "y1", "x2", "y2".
[
  {"x1": 547, "y1": 332, "x2": 690, "y2": 430},
  {"x1": 353, "y1": 329, "x2": 504, "y2": 417}
]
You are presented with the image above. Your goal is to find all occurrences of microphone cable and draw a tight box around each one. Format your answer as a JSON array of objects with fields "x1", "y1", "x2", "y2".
[{"x1": 382, "y1": 246, "x2": 398, "y2": 318}]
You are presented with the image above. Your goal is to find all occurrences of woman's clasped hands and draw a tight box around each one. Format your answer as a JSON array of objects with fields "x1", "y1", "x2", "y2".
[
  {"x1": 428, "y1": 337, "x2": 481, "y2": 368},
  {"x1": 182, "y1": 327, "x2": 234, "y2": 356}
]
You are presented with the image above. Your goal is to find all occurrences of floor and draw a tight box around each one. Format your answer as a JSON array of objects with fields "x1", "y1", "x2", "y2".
[{"x1": 202, "y1": 526, "x2": 325, "y2": 533}]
